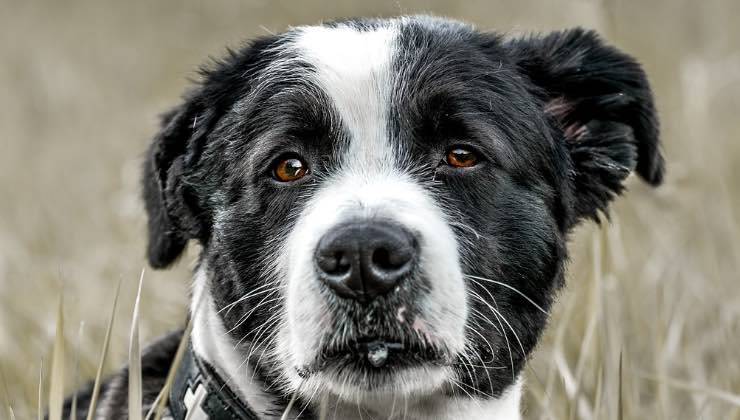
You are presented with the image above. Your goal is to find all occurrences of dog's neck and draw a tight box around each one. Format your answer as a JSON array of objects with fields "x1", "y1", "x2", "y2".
[{"x1": 190, "y1": 265, "x2": 523, "y2": 420}]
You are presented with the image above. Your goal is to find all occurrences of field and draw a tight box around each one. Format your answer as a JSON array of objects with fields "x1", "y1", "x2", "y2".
[{"x1": 1, "y1": 0, "x2": 739, "y2": 418}]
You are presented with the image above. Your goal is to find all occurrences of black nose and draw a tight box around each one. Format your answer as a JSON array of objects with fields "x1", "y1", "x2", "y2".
[{"x1": 315, "y1": 221, "x2": 416, "y2": 302}]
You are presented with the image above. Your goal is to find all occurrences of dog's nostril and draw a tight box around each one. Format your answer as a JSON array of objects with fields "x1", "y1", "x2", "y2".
[
  {"x1": 372, "y1": 246, "x2": 413, "y2": 270},
  {"x1": 317, "y1": 251, "x2": 351, "y2": 275},
  {"x1": 371, "y1": 248, "x2": 392, "y2": 269},
  {"x1": 332, "y1": 252, "x2": 351, "y2": 273}
]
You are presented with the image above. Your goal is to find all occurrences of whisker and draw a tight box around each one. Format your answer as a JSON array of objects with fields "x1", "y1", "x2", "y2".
[
  {"x1": 447, "y1": 377, "x2": 482, "y2": 402},
  {"x1": 455, "y1": 346, "x2": 479, "y2": 391},
  {"x1": 464, "y1": 323, "x2": 497, "y2": 368},
  {"x1": 449, "y1": 221, "x2": 483, "y2": 240},
  {"x1": 217, "y1": 315, "x2": 283, "y2": 395},
  {"x1": 294, "y1": 379, "x2": 322, "y2": 420},
  {"x1": 471, "y1": 282, "x2": 528, "y2": 359},
  {"x1": 452, "y1": 376, "x2": 497, "y2": 400},
  {"x1": 224, "y1": 295, "x2": 284, "y2": 336},
  {"x1": 464, "y1": 274, "x2": 548, "y2": 315},
  {"x1": 238, "y1": 309, "x2": 283, "y2": 349},
  {"x1": 249, "y1": 331, "x2": 282, "y2": 384},
  {"x1": 469, "y1": 307, "x2": 503, "y2": 336},
  {"x1": 243, "y1": 314, "x2": 284, "y2": 361},
  {"x1": 217, "y1": 283, "x2": 284, "y2": 315},
  {"x1": 468, "y1": 289, "x2": 515, "y2": 381}
]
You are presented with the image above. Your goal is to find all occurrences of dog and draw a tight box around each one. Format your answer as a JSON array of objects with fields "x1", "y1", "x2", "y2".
[{"x1": 64, "y1": 15, "x2": 664, "y2": 419}]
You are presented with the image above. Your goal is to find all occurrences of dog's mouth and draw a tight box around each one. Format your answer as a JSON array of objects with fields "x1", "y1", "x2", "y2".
[{"x1": 297, "y1": 335, "x2": 450, "y2": 379}]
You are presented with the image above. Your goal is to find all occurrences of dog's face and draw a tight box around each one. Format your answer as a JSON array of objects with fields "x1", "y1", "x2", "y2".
[{"x1": 143, "y1": 17, "x2": 663, "y2": 406}]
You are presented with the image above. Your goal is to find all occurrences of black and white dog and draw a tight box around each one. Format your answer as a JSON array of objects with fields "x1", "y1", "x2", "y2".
[{"x1": 66, "y1": 15, "x2": 664, "y2": 419}]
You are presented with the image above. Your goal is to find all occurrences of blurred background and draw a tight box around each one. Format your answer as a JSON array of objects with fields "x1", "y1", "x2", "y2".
[{"x1": 1, "y1": 0, "x2": 738, "y2": 418}]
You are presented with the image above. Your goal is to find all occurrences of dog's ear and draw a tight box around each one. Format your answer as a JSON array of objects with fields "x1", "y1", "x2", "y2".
[
  {"x1": 507, "y1": 29, "x2": 665, "y2": 223},
  {"x1": 141, "y1": 40, "x2": 273, "y2": 268},
  {"x1": 142, "y1": 97, "x2": 208, "y2": 269}
]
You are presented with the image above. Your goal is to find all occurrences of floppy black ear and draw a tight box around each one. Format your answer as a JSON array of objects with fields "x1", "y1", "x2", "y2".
[
  {"x1": 508, "y1": 29, "x2": 665, "y2": 222},
  {"x1": 142, "y1": 100, "x2": 207, "y2": 268}
]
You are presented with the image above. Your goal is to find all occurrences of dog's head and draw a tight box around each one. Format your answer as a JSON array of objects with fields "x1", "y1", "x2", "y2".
[{"x1": 143, "y1": 16, "x2": 663, "y2": 406}]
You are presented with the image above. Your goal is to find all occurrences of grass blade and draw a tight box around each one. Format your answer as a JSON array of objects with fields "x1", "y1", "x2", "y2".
[
  {"x1": 618, "y1": 351, "x2": 623, "y2": 420},
  {"x1": 86, "y1": 279, "x2": 122, "y2": 420},
  {"x1": 1, "y1": 366, "x2": 16, "y2": 420},
  {"x1": 70, "y1": 321, "x2": 85, "y2": 420},
  {"x1": 280, "y1": 391, "x2": 300, "y2": 420},
  {"x1": 49, "y1": 295, "x2": 66, "y2": 420},
  {"x1": 38, "y1": 359, "x2": 44, "y2": 420},
  {"x1": 593, "y1": 364, "x2": 604, "y2": 419},
  {"x1": 128, "y1": 269, "x2": 145, "y2": 420},
  {"x1": 146, "y1": 288, "x2": 207, "y2": 420},
  {"x1": 146, "y1": 319, "x2": 193, "y2": 420}
]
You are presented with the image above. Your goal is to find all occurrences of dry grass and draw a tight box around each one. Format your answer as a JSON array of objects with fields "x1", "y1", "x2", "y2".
[{"x1": 1, "y1": 0, "x2": 739, "y2": 418}]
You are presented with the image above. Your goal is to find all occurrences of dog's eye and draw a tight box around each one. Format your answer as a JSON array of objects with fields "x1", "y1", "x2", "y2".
[
  {"x1": 273, "y1": 156, "x2": 308, "y2": 182},
  {"x1": 445, "y1": 147, "x2": 479, "y2": 168}
]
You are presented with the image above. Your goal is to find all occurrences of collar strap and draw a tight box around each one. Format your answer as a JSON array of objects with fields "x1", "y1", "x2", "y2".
[{"x1": 169, "y1": 345, "x2": 261, "y2": 420}]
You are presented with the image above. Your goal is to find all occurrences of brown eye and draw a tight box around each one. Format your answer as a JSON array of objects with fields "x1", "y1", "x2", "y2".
[
  {"x1": 273, "y1": 156, "x2": 308, "y2": 182},
  {"x1": 445, "y1": 147, "x2": 479, "y2": 168}
]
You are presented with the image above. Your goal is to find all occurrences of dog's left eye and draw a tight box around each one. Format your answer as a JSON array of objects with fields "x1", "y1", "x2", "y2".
[
  {"x1": 273, "y1": 156, "x2": 309, "y2": 182},
  {"x1": 445, "y1": 146, "x2": 479, "y2": 168}
]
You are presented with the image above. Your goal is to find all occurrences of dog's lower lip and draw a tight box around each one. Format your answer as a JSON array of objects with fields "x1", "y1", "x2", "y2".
[
  {"x1": 314, "y1": 336, "x2": 409, "y2": 368},
  {"x1": 313, "y1": 335, "x2": 448, "y2": 372}
]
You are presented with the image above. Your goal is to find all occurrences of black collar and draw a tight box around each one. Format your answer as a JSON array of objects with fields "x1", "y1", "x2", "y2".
[{"x1": 169, "y1": 346, "x2": 261, "y2": 420}]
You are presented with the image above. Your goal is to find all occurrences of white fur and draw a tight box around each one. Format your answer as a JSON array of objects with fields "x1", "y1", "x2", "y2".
[
  {"x1": 324, "y1": 378, "x2": 522, "y2": 420},
  {"x1": 191, "y1": 265, "x2": 297, "y2": 420}
]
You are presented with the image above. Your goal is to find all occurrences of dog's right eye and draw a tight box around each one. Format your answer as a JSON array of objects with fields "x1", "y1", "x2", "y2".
[{"x1": 272, "y1": 155, "x2": 309, "y2": 182}]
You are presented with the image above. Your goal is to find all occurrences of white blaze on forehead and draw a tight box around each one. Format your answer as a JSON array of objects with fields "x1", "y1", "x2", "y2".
[
  {"x1": 278, "y1": 22, "x2": 468, "y2": 403},
  {"x1": 294, "y1": 24, "x2": 397, "y2": 165}
]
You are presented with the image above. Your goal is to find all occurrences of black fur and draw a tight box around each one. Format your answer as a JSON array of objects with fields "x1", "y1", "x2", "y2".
[{"x1": 70, "y1": 16, "x2": 663, "y2": 418}]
